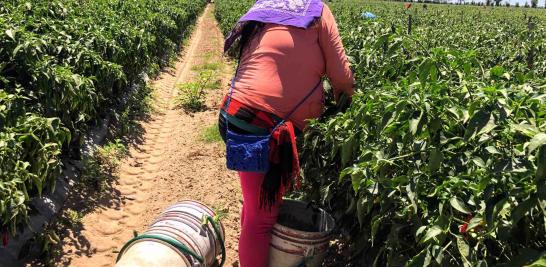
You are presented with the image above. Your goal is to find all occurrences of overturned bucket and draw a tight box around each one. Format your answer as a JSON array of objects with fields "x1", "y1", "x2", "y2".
[
  {"x1": 116, "y1": 200, "x2": 225, "y2": 267},
  {"x1": 269, "y1": 199, "x2": 336, "y2": 267}
]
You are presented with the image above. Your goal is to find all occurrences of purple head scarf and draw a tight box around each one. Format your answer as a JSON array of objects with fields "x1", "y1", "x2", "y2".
[{"x1": 224, "y1": 0, "x2": 324, "y2": 53}]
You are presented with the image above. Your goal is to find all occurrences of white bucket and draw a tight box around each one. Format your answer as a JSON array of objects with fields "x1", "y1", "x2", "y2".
[
  {"x1": 269, "y1": 199, "x2": 335, "y2": 267},
  {"x1": 116, "y1": 239, "x2": 192, "y2": 267},
  {"x1": 116, "y1": 200, "x2": 225, "y2": 267}
]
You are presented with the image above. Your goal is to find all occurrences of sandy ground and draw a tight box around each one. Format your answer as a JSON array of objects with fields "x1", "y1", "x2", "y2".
[{"x1": 57, "y1": 5, "x2": 241, "y2": 266}]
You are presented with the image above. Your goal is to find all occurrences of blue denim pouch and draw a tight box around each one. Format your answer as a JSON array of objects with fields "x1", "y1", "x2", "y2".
[{"x1": 225, "y1": 129, "x2": 271, "y2": 173}]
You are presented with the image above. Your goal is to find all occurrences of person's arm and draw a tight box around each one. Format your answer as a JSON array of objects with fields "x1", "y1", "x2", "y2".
[{"x1": 318, "y1": 4, "x2": 355, "y2": 102}]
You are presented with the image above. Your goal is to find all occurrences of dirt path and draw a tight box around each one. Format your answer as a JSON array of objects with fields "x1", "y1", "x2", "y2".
[{"x1": 58, "y1": 5, "x2": 241, "y2": 266}]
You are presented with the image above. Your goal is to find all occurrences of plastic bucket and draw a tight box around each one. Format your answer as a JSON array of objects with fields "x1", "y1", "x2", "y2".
[
  {"x1": 269, "y1": 199, "x2": 335, "y2": 267},
  {"x1": 115, "y1": 240, "x2": 192, "y2": 267},
  {"x1": 116, "y1": 200, "x2": 225, "y2": 267}
]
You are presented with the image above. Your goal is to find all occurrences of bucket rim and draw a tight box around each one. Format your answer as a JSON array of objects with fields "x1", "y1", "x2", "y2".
[
  {"x1": 145, "y1": 228, "x2": 205, "y2": 259},
  {"x1": 269, "y1": 241, "x2": 330, "y2": 257},
  {"x1": 121, "y1": 237, "x2": 194, "y2": 265},
  {"x1": 275, "y1": 199, "x2": 335, "y2": 236},
  {"x1": 151, "y1": 214, "x2": 203, "y2": 233},
  {"x1": 150, "y1": 214, "x2": 223, "y2": 254},
  {"x1": 271, "y1": 228, "x2": 332, "y2": 244},
  {"x1": 167, "y1": 200, "x2": 226, "y2": 234}
]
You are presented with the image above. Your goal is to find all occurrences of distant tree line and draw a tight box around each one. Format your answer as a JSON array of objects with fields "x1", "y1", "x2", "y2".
[{"x1": 387, "y1": 0, "x2": 545, "y2": 8}]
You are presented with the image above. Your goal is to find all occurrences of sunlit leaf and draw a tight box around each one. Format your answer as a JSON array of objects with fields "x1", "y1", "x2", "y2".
[{"x1": 450, "y1": 197, "x2": 471, "y2": 214}]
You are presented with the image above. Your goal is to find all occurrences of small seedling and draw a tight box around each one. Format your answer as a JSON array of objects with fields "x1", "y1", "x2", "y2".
[
  {"x1": 177, "y1": 82, "x2": 207, "y2": 112},
  {"x1": 200, "y1": 123, "x2": 222, "y2": 143},
  {"x1": 81, "y1": 139, "x2": 127, "y2": 190},
  {"x1": 64, "y1": 209, "x2": 84, "y2": 225}
]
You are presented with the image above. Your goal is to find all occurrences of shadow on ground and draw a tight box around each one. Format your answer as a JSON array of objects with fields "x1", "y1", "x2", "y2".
[{"x1": 24, "y1": 83, "x2": 157, "y2": 266}]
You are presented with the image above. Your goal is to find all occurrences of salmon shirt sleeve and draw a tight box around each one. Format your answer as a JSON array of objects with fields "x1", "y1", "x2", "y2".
[{"x1": 318, "y1": 5, "x2": 355, "y2": 98}]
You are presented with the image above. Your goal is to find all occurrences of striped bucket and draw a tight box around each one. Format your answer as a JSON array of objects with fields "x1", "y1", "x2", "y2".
[
  {"x1": 116, "y1": 200, "x2": 225, "y2": 267},
  {"x1": 269, "y1": 199, "x2": 335, "y2": 267}
]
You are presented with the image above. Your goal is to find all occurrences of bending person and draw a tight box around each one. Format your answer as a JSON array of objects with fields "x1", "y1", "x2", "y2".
[{"x1": 218, "y1": 1, "x2": 354, "y2": 266}]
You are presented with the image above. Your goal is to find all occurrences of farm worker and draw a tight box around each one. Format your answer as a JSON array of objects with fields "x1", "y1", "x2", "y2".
[
  {"x1": 218, "y1": 0, "x2": 354, "y2": 266},
  {"x1": 362, "y1": 11, "x2": 377, "y2": 19}
]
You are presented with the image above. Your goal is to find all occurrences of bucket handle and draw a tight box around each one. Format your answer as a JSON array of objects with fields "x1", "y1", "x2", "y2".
[
  {"x1": 117, "y1": 216, "x2": 225, "y2": 267},
  {"x1": 295, "y1": 247, "x2": 316, "y2": 267},
  {"x1": 116, "y1": 233, "x2": 204, "y2": 264},
  {"x1": 306, "y1": 201, "x2": 330, "y2": 232},
  {"x1": 204, "y1": 215, "x2": 226, "y2": 267}
]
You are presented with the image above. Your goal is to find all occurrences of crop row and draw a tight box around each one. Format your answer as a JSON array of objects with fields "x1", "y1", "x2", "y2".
[
  {"x1": 0, "y1": 0, "x2": 207, "y2": 234},
  {"x1": 214, "y1": 1, "x2": 546, "y2": 266}
]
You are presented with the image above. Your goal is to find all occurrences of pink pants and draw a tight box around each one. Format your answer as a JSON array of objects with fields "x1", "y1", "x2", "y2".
[{"x1": 238, "y1": 171, "x2": 282, "y2": 267}]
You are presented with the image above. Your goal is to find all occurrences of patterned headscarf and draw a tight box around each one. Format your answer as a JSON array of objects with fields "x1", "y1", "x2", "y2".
[{"x1": 224, "y1": 0, "x2": 324, "y2": 53}]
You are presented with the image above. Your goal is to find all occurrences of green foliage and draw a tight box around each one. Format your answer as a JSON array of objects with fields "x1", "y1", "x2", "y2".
[
  {"x1": 215, "y1": 0, "x2": 254, "y2": 36},
  {"x1": 177, "y1": 82, "x2": 207, "y2": 112},
  {"x1": 33, "y1": 227, "x2": 61, "y2": 262},
  {"x1": 81, "y1": 139, "x2": 127, "y2": 191},
  {"x1": 192, "y1": 62, "x2": 221, "y2": 72},
  {"x1": 114, "y1": 84, "x2": 154, "y2": 138},
  {"x1": 0, "y1": 91, "x2": 69, "y2": 234},
  {"x1": 212, "y1": 205, "x2": 229, "y2": 222},
  {"x1": 215, "y1": 0, "x2": 546, "y2": 265},
  {"x1": 198, "y1": 69, "x2": 222, "y2": 90},
  {"x1": 193, "y1": 55, "x2": 223, "y2": 91},
  {"x1": 201, "y1": 124, "x2": 223, "y2": 143},
  {"x1": 0, "y1": 0, "x2": 207, "y2": 133},
  {"x1": 63, "y1": 208, "x2": 83, "y2": 225},
  {"x1": 0, "y1": 0, "x2": 207, "y2": 235},
  {"x1": 178, "y1": 63, "x2": 222, "y2": 112}
]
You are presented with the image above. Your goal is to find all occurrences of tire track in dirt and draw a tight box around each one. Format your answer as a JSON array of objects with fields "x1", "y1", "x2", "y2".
[{"x1": 59, "y1": 5, "x2": 241, "y2": 267}]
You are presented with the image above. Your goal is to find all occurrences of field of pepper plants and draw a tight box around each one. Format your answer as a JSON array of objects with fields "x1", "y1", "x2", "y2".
[
  {"x1": 0, "y1": 0, "x2": 207, "y2": 236},
  {"x1": 215, "y1": 0, "x2": 546, "y2": 266}
]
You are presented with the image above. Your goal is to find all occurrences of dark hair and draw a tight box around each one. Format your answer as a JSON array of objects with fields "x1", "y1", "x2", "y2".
[{"x1": 237, "y1": 21, "x2": 264, "y2": 57}]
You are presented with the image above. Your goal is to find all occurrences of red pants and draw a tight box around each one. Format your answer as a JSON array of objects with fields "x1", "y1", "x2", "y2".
[{"x1": 238, "y1": 171, "x2": 282, "y2": 267}]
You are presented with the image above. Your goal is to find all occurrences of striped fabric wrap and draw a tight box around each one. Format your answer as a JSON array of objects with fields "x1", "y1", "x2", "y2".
[{"x1": 220, "y1": 96, "x2": 301, "y2": 208}]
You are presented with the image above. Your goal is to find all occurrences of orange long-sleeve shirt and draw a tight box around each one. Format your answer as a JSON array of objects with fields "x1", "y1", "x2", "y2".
[{"x1": 230, "y1": 4, "x2": 354, "y2": 130}]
